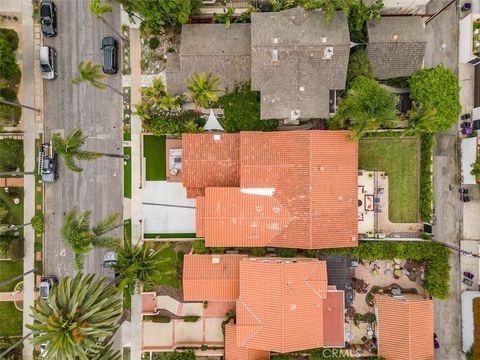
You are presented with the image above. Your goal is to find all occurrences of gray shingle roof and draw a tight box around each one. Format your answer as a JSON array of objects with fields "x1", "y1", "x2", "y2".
[
  {"x1": 251, "y1": 8, "x2": 350, "y2": 120},
  {"x1": 165, "y1": 24, "x2": 251, "y2": 95},
  {"x1": 366, "y1": 17, "x2": 426, "y2": 80}
]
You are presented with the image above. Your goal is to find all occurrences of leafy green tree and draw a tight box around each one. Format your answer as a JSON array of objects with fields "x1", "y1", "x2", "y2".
[
  {"x1": 28, "y1": 273, "x2": 122, "y2": 360},
  {"x1": 117, "y1": 0, "x2": 202, "y2": 34},
  {"x1": 72, "y1": 61, "x2": 123, "y2": 96},
  {"x1": 60, "y1": 209, "x2": 124, "y2": 269},
  {"x1": 0, "y1": 28, "x2": 19, "y2": 51},
  {"x1": 214, "y1": 5, "x2": 235, "y2": 28},
  {"x1": 346, "y1": 48, "x2": 373, "y2": 88},
  {"x1": 0, "y1": 37, "x2": 20, "y2": 82},
  {"x1": 408, "y1": 65, "x2": 461, "y2": 134},
  {"x1": 114, "y1": 239, "x2": 169, "y2": 294},
  {"x1": 0, "y1": 213, "x2": 44, "y2": 233},
  {"x1": 0, "y1": 138, "x2": 23, "y2": 172},
  {"x1": 89, "y1": 0, "x2": 127, "y2": 42},
  {"x1": 185, "y1": 72, "x2": 221, "y2": 111},
  {"x1": 218, "y1": 82, "x2": 278, "y2": 132},
  {"x1": 333, "y1": 76, "x2": 399, "y2": 140},
  {"x1": 192, "y1": 239, "x2": 208, "y2": 254},
  {"x1": 348, "y1": 0, "x2": 383, "y2": 43},
  {"x1": 471, "y1": 157, "x2": 480, "y2": 179}
]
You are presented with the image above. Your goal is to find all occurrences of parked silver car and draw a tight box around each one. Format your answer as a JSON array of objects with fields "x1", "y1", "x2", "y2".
[{"x1": 40, "y1": 46, "x2": 57, "y2": 80}]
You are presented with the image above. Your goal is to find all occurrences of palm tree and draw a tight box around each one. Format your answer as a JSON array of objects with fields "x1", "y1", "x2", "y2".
[
  {"x1": 159, "y1": 93, "x2": 185, "y2": 113},
  {"x1": 89, "y1": 0, "x2": 127, "y2": 42},
  {"x1": 28, "y1": 273, "x2": 122, "y2": 360},
  {"x1": 61, "y1": 209, "x2": 126, "y2": 269},
  {"x1": 52, "y1": 128, "x2": 128, "y2": 172},
  {"x1": 113, "y1": 239, "x2": 168, "y2": 295},
  {"x1": 185, "y1": 72, "x2": 221, "y2": 112},
  {"x1": 72, "y1": 61, "x2": 123, "y2": 97}
]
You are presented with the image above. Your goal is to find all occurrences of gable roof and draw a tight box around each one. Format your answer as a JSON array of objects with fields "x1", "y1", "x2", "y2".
[
  {"x1": 251, "y1": 8, "x2": 350, "y2": 119},
  {"x1": 183, "y1": 254, "x2": 247, "y2": 301},
  {"x1": 225, "y1": 324, "x2": 270, "y2": 360},
  {"x1": 194, "y1": 131, "x2": 358, "y2": 249},
  {"x1": 376, "y1": 295, "x2": 434, "y2": 360},
  {"x1": 166, "y1": 24, "x2": 251, "y2": 95},
  {"x1": 182, "y1": 133, "x2": 240, "y2": 197},
  {"x1": 366, "y1": 17, "x2": 426, "y2": 80},
  {"x1": 236, "y1": 258, "x2": 344, "y2": 353}
]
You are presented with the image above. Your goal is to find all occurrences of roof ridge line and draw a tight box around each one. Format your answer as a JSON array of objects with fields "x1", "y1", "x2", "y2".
[
  {"x1": 281, "y1": 263, "x2": 285, "y2": 353},
  {"x1": 236, "y1": 301, "x2": 264, "y2": 347}
]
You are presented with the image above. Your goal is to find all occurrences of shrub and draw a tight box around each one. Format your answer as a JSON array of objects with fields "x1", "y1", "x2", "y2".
[
  {"x1": 148, "y1": 37, "x2": 160, "y2": 50},
  {"x1": 275, "y1": 248, "x2": 297, "y2": 258},
  {"x1": 209, "y1": 247, "x2": 226, "y2": 253},
  {"x1": 31, "y1": 213, "x2": 44, "y2": 234},
  {"x1": 0, "y1": 37, "x2": 20, "y2": 82},
  {"x1": 250, "y1": 247, "x2": 267, "y2": 257},
  {"x1": 144, "y1": 315, "x2": 170, "y2": 323},
  {"x1": 420, "y1": 134, "x2": 434, "y2": 222},
  {"x1": 0, "y1": 139, "x2": 23, "y2": 172},
  {"x1": 183, "y1": 315, "x2": 200, "y2": 322},
  {"x1": 0, "y1": 28, "x2": 19, "y2": 51},
  {"x1": 218, "y1": 82, "x2": 278, "y2": 132},
  {"x1": 0, "y1": 235, "x2": 14, "y2": 255},
  {"x1": 347, "y1": 0, "x2": 383, "y2": 43},
  {"x1": 408, "y1": 65, "x2": 461, "y2": 134},
  {"x1": 192, "y1": 240, "x2": 208, "y2": 254},
  {"x1": 474, "y1": 298, "x2": 480, "y2": 360},
  {"x1": 346, "y1": 48, "x2": 373, "y2": 89},
  {"x1": 315, "y1": 241, "x2": 450, "y2": 299},
  {"x1": 9, "y1": 237, "x2": 23, "y2": 259},
  {"x1": 353, "y1": 312, "x2": 376, "y2": 325},
  {"x1": 165, "y1": 349, "x2": 196, "y2": 360}
]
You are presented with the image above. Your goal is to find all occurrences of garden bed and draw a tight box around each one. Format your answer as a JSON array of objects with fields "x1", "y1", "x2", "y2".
[
  {"x1": 365, "y1": 283, "x2": 418, "y2": 307},
  {"x1": 140, "y1": 31, "x2": 179, "y2": 74}
]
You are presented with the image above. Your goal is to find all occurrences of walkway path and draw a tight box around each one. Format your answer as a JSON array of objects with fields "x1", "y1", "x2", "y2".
[
  {"x1": 0, "y1": 292, "x2": 24, "y2": 302},
  {"x1": 129, "y1": 26, "x2": 144, "y2": 360}
]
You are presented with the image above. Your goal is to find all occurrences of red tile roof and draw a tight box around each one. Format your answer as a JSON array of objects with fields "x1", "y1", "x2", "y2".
[
  {"x1": 182, "y1": 133, "x2": 240, "y2": 198},
  {"x1": 195, "y1": 196, "x2": 205, "y2": 237},
  {"x1": 376, "y1": 296, "x2": 434, "y2": 360},
  {"x1": 193, "y1": 131, "x2": 358, "y2": 249},
  {"x1": 225, "y1": 324, "x2": 270, "y2": 360},
  {"x1": 183, "y1": 254, "x2": 247, "y2": 301},
  {"x1": 236, "y1": 258, "x2": 344, "y2": 353}
]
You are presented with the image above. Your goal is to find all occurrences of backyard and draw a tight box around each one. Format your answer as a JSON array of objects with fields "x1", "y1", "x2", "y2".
[
  {"x1": 359, "y1": 136, "x2": 419, "y2": 223},
  {"x1": 144, "y1": 135, "x2": 166, "y2": 181}
]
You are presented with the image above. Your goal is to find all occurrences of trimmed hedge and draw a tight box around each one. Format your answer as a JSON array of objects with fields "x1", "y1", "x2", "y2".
[
  {"x1": 144, "y1": 315, "x2": 170, "y2": 323},
  {"x1": 192, "y1": 240, "x2": 208, "y2": 254},
  {"x1": 0, "y1": 28, "x2": 19, "y2": 51},
  {"x1": 315, "y1": 241, "x2": 450, "y2": 299},
  {"x1": 420, "y1": 134, "x2": 434, "y2": 222},
  {"x1": 474, "y1": 297, "x2": 480, "y2": 360},
  {"x1": 183, "y1": 315, "x2": 199, "y2": 322},
  {"x1": 275, "y1": 248, "x2": 297, "y2": 258}
]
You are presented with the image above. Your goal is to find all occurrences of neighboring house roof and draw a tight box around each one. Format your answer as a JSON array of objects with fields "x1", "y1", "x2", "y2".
[
  {"x1": 225, "y1": 324, "x2": 270, "y2": 360},
  {"x1": 183, "y1": 254, "x2": 247, "y2": 301},
  {"x1": 366, "y1": 17, "x2": 426, "y2": 80},
  {"x1": 250, "y1": 8, "x2": 350, "y2": 119},
  {"x1": 193, "y1": 130, "x2": 358, "y2": 249},
  {"x1": 182, "y1": 133, "x2": 240, "y2": 197},
  {"x1": 165, "y1": 24, "x2": 251, "y2": 95},
  {"x1": 376, "y1": 295, "x2": 434, "y2": 360},
  {"x1": 236, "y1": 258, "x2": 345, "y2": 353}
]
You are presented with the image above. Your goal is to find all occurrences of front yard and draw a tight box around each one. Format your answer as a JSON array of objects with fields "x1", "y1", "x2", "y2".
[
  {"x1": 0, "y1": 301, "x2": 22, "y2": 336},
  {"x1": 0, "y1": 260, "x2": 22, "y2": 292},
  {"x1": 144, "y1": 135, "x2": 166, "y2": 181},
  {"x1": 359, "y1": 136, "x2": 419, "y2": 223}
]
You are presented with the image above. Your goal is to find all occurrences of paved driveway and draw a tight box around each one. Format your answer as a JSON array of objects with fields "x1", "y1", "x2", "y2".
[{"x1": 42, "y1": 0, "x2": 123, "y2": 278}]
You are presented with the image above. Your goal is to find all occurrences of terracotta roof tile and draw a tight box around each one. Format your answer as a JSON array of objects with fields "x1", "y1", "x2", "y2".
[
  {"x1": 182, "y1": 133, "x2": 240, "y2": 198},
  {"x1": 323, "y1": 291, "x2": 345, "y2": 347},
  {"x1": 196, "y1": 196, "x2": 205, "y2": 238},
  {"x1": 183, "y1": 255, "x2": 247, "y2": 301},
  {"x1": 236, "y1": 259, "x2": 343, "y2": 353},
  {"x1": 376, "y1": 296, "x2": 434, "y2": 360},
  {"x1": 196, "y1": 131, "x2": 358, "y2": 249},
  {"x1": 225, "y1": 324, "x2": 270, "y2": 360}
]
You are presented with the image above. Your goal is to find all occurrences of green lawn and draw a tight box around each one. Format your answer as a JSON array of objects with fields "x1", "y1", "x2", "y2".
[
  {"x1": 359, "y1": 137, "x2": 419, "y2": 223},
  {"x1": 143, "y1": 135, "x2": 166, "y2": 181},
  {"x1": 144, "y1": 245, "x2": 178, "y2": 291},
  {"x1": 0, "y1": 188, "x2": 24, "y2": 228},
  {"x1": 124, "y1": 147, "x2": 131, "y2": 198},
  {"x1": 144, "y1": 233, "x2": 196, "y2": 239},
  {"x1": 0, "y1": 302, "x2": 23, "y2": 336},
  {"x1": 123, "y1": 132, "x2": 131, "y2": 142},
  {"x1": 0, "y1": 260, "x2": 23, "y2": 292}
]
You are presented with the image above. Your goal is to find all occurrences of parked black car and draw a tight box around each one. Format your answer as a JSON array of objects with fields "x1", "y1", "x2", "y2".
[
  {"x1": 40, "y1": 0, "x2": 57, "y2": 37},
  {"x1": 101, "y1": 37, "x2": 118, "y2": 74}
]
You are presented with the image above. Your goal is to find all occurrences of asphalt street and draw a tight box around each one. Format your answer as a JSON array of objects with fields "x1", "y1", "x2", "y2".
[{"x1": 42, "y1": 0, "x2": 123, "y2": 278}]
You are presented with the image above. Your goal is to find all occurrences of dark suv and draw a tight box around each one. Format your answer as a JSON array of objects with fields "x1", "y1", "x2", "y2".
[
  {"x1": 40, "y1": 0, "x2": 57, "y2": 37},
  {"x1": 101, "y1": 37, "x2": 118, "y2": 74}
]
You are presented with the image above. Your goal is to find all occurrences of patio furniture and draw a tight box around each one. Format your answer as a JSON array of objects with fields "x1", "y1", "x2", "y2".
[
  {"x1": 384, "y1": 269, "x2": 392, "y2": 276},
  {"x1": 464, "y1": 271, "x2": 475, "y2": 280},
  {"x1": 459, "y1": 188, "x2": 469, "y2": 195},
  {"x1": 374, "y1": 197, "x2": 381, "y2": 203},
  {"x1": 461, "y1": 121, "x2": 471, "y2": 128},
  {"x1": 461, "y1": 113, "x2": 472, "y2": 121},
  {"x1": 377, "y1": 188, "x2": 384, "y2": 195},
  {"x1": 463, "y1": 278, "x2": 474, "y2": 286},
  {"x1": 462, "y1": 128, "x2": 473, "y2": 135}
]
